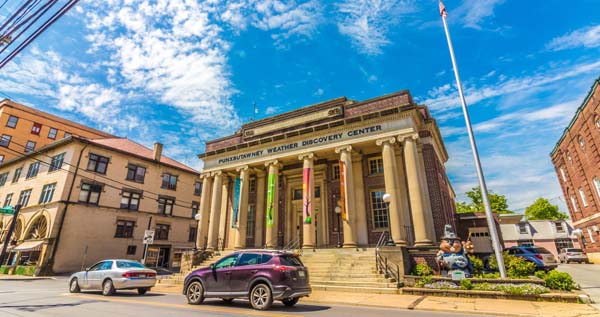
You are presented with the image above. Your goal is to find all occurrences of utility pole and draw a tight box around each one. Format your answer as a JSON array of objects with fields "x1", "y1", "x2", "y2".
[{"x1": 0, "y1": 204, "x2": 22, "y2": 265}]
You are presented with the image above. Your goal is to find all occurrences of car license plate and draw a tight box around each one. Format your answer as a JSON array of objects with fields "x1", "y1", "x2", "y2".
[
  {"x1": 298, "y1": 271, "x2": 305, "y2": 278},
  {"x1": 139, "y1": 274, "x2": 146, "y2": 278}
]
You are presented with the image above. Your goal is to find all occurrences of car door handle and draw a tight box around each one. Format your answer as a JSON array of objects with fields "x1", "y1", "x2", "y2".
[{"x1": 250, "y1": 270, "x2": 257, "y2": 274}]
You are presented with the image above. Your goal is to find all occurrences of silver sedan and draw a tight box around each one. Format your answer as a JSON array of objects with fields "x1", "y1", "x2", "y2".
[{"x1": 69, "y1": 259, "x2": 157, "y2": 296}]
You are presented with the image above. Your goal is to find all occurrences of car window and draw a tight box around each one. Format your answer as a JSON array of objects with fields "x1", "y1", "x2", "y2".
[
  {"x1": 117, "y1": 261, "x2": 145, "y2": 269},
  {"x1": 279, "y1": 255, "x2": 303, "y2": 266},
  {"x1": 99, "y1": 261, "x2": 114, "y2": 270},
  {"x1": 215, "y1": 255, "x2": 238, "y2": 269},
  {"x1": 260, "y1": 254, "x2": 273, "y2": 264},
  {"x1": 237, "y1": 253, "x2": 261, "y2": 266},
  {"x1": 88, "y1": 262, "x2": 104, "y2": 271},
  {"x1": 568, "y1": 248, "x2": 582, "y2": 253},
  {"x1": 528, "y1": 247, "x2": 552, "y2": 254},
  {"x1": 508, "y1": 248, "x2": 522, "y2": 255}
]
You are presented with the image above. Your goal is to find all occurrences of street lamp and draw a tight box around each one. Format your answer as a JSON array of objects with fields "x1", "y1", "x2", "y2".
[
  {"x1": 193, "y1": 213, "x2": 201, "y2": 251},
  {"x1": 334, "y1": 205, "x2": 342, "y2": 248}
]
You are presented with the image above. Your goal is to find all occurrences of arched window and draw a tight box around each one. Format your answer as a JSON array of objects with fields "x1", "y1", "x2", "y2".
[
  {"x1": 578, "y1": 136, "x2": 586, "y2": 150},
  {"x1": 595, "y1": 115, "x2": 600, "y2": 129},
  {"x1": 25, "y1": 216, "x2": 48, "y2": 240},
  {"x1": 567, "y1": 151, "x2": 573, "y2": 164}
]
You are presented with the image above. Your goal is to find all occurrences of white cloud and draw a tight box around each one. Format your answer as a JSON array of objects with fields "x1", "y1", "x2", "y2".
[
  {"x1": 454, "y1": 0, "x2": 505, "y2": 30},
  {"x1": 547, "y1": 25, "x2": 600, "y2": 51},
  {"x1": 313, "y1": 88, "x2": 324, "y2": 96},
  {"x1": 336, "y1": 0, "x2": 416, "y2": 55},
  {"x1": 265, "y1": 106, "x2": 280, "y2": 115}
]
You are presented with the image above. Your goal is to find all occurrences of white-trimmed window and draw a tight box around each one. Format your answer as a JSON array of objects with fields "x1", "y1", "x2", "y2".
[
  {"x1": 368, "y1": 157, "x2": 384, "y2": 175},
  {"x1": 6, "y1": 115, "x2": 18, "y2": 128},
  {"x1": 570, "y1": 195, "x2": 579, "y2": 212},
  {"x1": 579, "y1": 135, "x2": 586, "y2": 150},
  {"x1": 332, "y1": 165, "x2": 340, "y2": 180},
  {"x1": 518, "y1": 222, "x2": 529, "y2": 234},
  {"x1": 588, "y1": 227, "x2": 596, "y2": 243},
  {"x1": 594, "y1": 177, "x2": 600, "y2": 200},
  {"x1": 48, "y1": 128, "x2": 57, "y2": 140},
  {"x1": 370, "y1": 190, "x2": 390, "y2": 229},
  {"x1": 560, "y1": 167, "x2": 567, "y2": 182},
  {"x1": 39, "y1": 183, "x2": 56, "y2": 204},
  {"x1": 579, "y1": 188, "x2": 588, "y2": 207},
  {"x1": 555, "y1": 221, "x2": 565, "y2": 233},
  {"x1": 567, "y1": 152, "x2": 573, "y2": 164},
  {"x1": 247, "y1": 204, "x2": 255, "y2": 238}
]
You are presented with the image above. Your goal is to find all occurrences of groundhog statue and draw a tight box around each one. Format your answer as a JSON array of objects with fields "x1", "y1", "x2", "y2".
[{"x1": 436, "y1": 224, "x2": 474, "y2": 277}]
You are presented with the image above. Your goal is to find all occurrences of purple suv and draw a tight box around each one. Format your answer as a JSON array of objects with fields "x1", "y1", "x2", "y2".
[{"x1": 183, "y1": 250, "x2": 311, "y2": 310}]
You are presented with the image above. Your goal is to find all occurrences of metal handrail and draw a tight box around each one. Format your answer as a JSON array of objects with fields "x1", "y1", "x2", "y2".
[
  {"x1": 375, "y1": 231, "x2": 401, "y2": 288},
  {"x1": 263, "y1": 237, "x2": 279, "y2": 249}
]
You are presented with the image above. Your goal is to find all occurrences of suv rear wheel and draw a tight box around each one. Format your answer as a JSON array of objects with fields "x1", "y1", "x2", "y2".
[
  {"x1": 186, "y1": 281, "x2": 205, "y2": 305},
  {"x1": 282, "y1": 297, "x2": 299, "y2": 307},
  {"x1": 250, "y1": 284, "x2": 273, "y2": 310}
]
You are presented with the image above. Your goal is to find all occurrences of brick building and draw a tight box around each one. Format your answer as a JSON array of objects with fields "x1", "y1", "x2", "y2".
[
  {"x1": 194, "y1": 90, "x2": 457, "y2": 250},
  {"x1": 0, "y1": 99, "x2": 115, "y2": 163},
  {"x1": 551, "y1": 77, "x2": 600, "y2": 264}
]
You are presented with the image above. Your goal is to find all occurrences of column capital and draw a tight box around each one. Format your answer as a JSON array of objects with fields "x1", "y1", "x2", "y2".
[
  {"x1": 334, "y1": 145, "x2": 353, "y2": 154},
  {"x1": 210, "y1": 171, "x2": 222, "y2": 178},
  {"x1": 375, "y1": 137, "x2": 396, "y2": 146},
  {"x1": 398, "y1": 133, "x2": 419, "y2": 143},
  {"x1": 236, "y1": 165, "x2": 250, "y2": 173},
  {"x1": 264, "y1": 159, "x2": 281, "y2": 168},
  {"x1": 298, "y1": 152, "x2": 316, "y2": 161},
  {"x1": 200, "y1": 173, "x2": 213, "y2": 180}
]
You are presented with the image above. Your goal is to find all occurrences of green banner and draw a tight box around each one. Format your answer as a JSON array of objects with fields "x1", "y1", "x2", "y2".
[
  {"x1": 0, "y1": 206, "x2": 14, "y2": 215},
  {"x1": 266, "y1": 173, "x2": 275, "y2": 228},
  {"x1": 231, "y1": 177, "x2": 241, "y2": 229}
]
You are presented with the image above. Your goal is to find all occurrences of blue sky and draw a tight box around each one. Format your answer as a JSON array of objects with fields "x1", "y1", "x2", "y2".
[{"x1": 1, "y1": 0, "x2": 600, "y2": 213}]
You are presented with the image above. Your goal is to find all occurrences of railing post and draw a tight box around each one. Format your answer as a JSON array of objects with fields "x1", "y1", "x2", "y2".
[{"x1": 384, "y1": 257, "x2": 389, "y2": 278}]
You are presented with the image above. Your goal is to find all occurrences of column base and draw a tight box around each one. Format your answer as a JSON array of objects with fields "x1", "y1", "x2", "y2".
[
  {"x1": 206, "y1": 247, "x2": 215, "y2": 252},
  {"x1": 393, "y1": 240, "x2": 408, "y2": 247},
  {"x1": 343, "y1": 243, "x2": 357, "y2": 248},
  {"x1": 414, "y1": 240, "x2": 433, "y2": 247},
  {"x1": 302, "y1": 245, "x2": 315, "y2": 249}
]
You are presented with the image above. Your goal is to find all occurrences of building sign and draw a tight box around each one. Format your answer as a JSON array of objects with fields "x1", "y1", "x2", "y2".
[{"x1": 204, "y1": 119, "x2": 410, "y2": 169}]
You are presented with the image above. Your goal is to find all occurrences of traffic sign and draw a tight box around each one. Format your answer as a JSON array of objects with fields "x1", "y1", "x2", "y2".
[
  {"x1": 143, "y1": 230, "x2": 155, "y2": 245},
  {"x1": 0, "y1": 206, "x2": 14, "y2": 215}
]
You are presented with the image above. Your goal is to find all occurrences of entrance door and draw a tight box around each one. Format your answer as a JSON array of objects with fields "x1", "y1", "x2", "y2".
[
  {"x1": 157, "y1": 247, "x2": 170, "y2": 268},
  {"x1": 297, "y1": 213, "x2": 303, "y2": 246}
]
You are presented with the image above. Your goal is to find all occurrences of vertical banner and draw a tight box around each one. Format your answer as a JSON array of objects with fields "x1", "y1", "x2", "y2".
[
  {"x1": 339, "y1": 160, "x2": 348, "y2": 221},
  {"x1": 231, "y1": 177, "x2": 241, "y2": 228},
  {"x1": 266, "y1": 173, "x2": 275, "y2": 228},
  {"x1": 302, "y1": 168, "x2": 312, "y2": 224}
]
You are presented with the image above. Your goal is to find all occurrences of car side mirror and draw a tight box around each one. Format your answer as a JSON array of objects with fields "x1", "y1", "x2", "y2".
[{"x1": 209, "y1": 263, "x2": 215, "y2": 270}]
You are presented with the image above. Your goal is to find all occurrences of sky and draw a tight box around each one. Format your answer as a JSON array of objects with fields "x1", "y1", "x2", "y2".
[{"x1": 1, "y1": 0, "x2": 600, "y2": 214}]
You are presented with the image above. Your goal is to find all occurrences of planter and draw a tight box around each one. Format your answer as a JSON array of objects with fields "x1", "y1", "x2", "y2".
[
  {"x1": 404, "y1": 275, "x2": 545, "y2": 287},
  {"x1": 14, "y1": 266, "x2": 36, "y2": 276},
  {"x1": 402, "y1": 287, "x2": 582, "y2": 303}
]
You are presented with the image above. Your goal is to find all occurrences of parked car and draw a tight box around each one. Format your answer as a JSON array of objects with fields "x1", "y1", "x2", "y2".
[
  {"x1": 183, "y1": 250, "x2": 311, "y2": 310},
  {"x1": 69, "y1": 259, "x2": 157, "y2": 296},
  {"x1": 558, "y1": 248, "x2": 589, "y2": 264},
  {"x1": 505, "y1": 246, "x2": 558, "y2": 270}
]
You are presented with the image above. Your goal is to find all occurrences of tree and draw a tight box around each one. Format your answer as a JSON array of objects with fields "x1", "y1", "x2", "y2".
[
  {"x1": 524, "y1": 198, "x2": 568, "y2": 220},
  {"x1": 455, "y1": 187, "x2": 513, "y2": 214}
]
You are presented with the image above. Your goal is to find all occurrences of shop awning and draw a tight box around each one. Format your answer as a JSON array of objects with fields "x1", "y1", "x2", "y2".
[{"x1": 13, "y1": 241, "x2": 43, "y2": 252}]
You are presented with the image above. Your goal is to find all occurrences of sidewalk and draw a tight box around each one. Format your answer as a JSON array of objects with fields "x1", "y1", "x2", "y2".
[
  {"x1": 0, "y1": 274, "x2": 55, "y2": 281},
  {"x1": 152, "y1": 284, "x2": 600, "y2": 317}
]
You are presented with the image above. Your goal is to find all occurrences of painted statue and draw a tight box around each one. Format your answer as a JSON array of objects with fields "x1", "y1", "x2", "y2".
[{"x1": 436, "y1": 224, "x2": 474, "y2": 278}]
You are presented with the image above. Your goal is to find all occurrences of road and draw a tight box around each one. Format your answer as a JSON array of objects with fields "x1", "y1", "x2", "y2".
[
  {"x1": 0, "y1": 278, "x2": 491, "y2": 317},
  {"x1": 558, "y1": 263, "x2": 600, "y2": 308}
]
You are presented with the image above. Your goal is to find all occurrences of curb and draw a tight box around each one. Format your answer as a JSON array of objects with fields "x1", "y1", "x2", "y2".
[{"x1": 0, "y1": 277, "x2": 56, "y2": 281}]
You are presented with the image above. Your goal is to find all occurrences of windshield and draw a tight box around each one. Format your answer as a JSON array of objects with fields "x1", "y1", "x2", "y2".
[
  {"x1": 116, "y1": 261, "x2": 146, "y2": 269},
  {"x1": 567, "y1": 248, "x2": 583, "y2": 252}
]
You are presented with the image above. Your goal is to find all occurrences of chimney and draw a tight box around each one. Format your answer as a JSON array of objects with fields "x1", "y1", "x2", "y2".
[{"x1": 153, "y1": 142, "x2": 163, "y2": 162}]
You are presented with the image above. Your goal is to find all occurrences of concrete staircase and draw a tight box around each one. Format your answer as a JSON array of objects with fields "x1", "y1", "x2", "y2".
[
  {"x1": 300, "y1": 248, "x2": 400, "y2": 294},
  {"x1": 156, "y1": 251, "x2": 232, "y2": 286}
]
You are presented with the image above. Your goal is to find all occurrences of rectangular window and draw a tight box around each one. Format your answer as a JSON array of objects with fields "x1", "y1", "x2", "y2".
[
  {"x1": 161, "y1": 173, "x2": 177, "y2": 190},
  {"x1": 39, "y1": 183, "x2": 56, "y2": 204},
  {"x1": 188, "y1": 226, "x2": 197, "y2": 242},
  {"x1": 570, "y1": 195, "x2": 579, "y2": 212},
  {"x1": 332, "y1": 165, "x2": 340, "y2": 180},
  {"x1": 158, "y1": 197, "x2": 174, "y2": 215},
  {"x1": 120, "y1": 190, "x2": 141, "y2": 211},
  {"x1": 194, "y1": 182, "x2": 202, "y2": 196},
  {"x1": 24, "y1": 141, "x2": 36, "y2": 153},
  {"x1": 155, "y1": 224, "x2": 170, "y2": 240},
  {"x1": 48, "y1": 128, "x2": 57, "y2": 140},
  {"x1": 26, "y1": 162, "x2": 40, "y2": 179},
  {"x1": 0, "y1": 172, "x2": 8, "y2": 186},
  {"x1": 315, "y1": 186, "x2": 321, "y2": 198},
  {"x1": 126, "y1": 245, "x2": 137, "y2": 255},
  {"x1": 191, "y1": 201, "x2": 199, "y2": 219},
  {"x1": 518, "y1": 223, "x2": 528, "y2": 234},
  {"x1": 87, "y1": 153, "x2": 109, "y2": 174},
  {"x1": 126, "y1": 164, "x2": 146, "y2": 183},
  {"x1": 3, "y1": 193, "x2": 13, "y2": 207},
  {"x1": 49, "y1": 153, "x2": 65, "y2": 172},
  {"x1": 293, "y1": 189, "x2": 303, "y2": 200},
  {"x1": 249, "y1": 179, "x2": 256, "y2": 193},
  {"x1": 0, "y1": 154, "x2": 3, "y2": 163},
  {"x1": 517, "y1": 239, "x2": 534, "y2": 247},
  {"x1": 370, "y1": 190, "x2": 390, "y2": 229},
  {"x1": 247, "y1": 204, "x2": 255, "y2": 238},
  {"x1": 12, "y1": 167, "x2": 21, "y2": 183},
  {"x1": 555, "y1": 222, "x2": 565, "y2": 233},
  {"x1": 6, "y1": 115, "x2": 18, "y2": 128},
  {"x1": 560, "y1": 167, "x2": 567, "y2": 182},
  {"x1": 579, "y1": 188, "x2": 588, "y2": 207},
  {"x1": 594, "y1": 177, "x2": 600, "y2": 200},
  {"x1": 115, "y1": 220, "x2": 135, "y2": 238},
  {"x1": 555, "y1": 238, "x2": 573, "y2": 251},
  {"x1": 78, "y1": 183, "x2": 102, "y2": 205},
  {"x1": 588, "y1": 227, "x2": 596, "y2": 243},
  {"x1": 368, "y1": 158, "x2": 384, "y2": 175},
  {"x1": 31, "y1": 123, "x2": 42, "y2": 135},
  {"x1": 0, "y1": 134, "x2": 11, "y2": 147},
  {"x1": 18, "y1": 189, "x2": 31, "y2": 207}
]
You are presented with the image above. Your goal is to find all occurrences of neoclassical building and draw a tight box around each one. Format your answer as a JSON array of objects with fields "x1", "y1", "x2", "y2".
[{"x1": 196, "y1": 91, "x2": 457, "y2": 251}]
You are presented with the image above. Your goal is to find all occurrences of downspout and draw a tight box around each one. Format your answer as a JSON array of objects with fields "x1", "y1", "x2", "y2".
[{"x1": 47, "y1": 142, "x2": 88, "y2": 273}]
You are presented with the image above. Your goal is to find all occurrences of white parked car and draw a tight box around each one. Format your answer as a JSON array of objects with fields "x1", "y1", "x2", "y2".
[{"x1": 69, "y1": 259, "x2": 157, "y2": 296}]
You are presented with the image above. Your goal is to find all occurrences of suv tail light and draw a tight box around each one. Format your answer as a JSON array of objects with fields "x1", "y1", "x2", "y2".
[
  {"x1": 535, "y1": 254, "x2": 543, "y2": 260},
  {"x1": 274, "y1": 265, "x2": 295, "y2": 272}
]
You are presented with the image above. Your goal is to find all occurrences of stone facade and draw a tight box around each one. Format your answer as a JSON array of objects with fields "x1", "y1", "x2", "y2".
[
  {"x1": 551, "y1": 77, "x2": 600, "y2": 263},
  {"x1": 196, "y1": 90, "x2": 456, "y2": 251}
]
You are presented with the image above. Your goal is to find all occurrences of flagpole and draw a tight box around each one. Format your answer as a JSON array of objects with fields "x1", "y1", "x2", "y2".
[{"x1": 439, "y1": 1, "x2": 507, "y2": 278}]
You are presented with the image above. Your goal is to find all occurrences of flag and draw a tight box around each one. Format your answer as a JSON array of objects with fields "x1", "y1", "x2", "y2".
[
  {"x1": 266, "y1": 173, "x2": 275, "y2": 227},
  {"x1": 339, "y1": 160, "x2": 348, "y2": 221},
  {"x1": 231, "y1": 177, "x2": 241, "y2": 228},
  {"x1": 302, "y1": 168, "x2": 312, "y2": 224},
  {"x1": 439, "y1": 0, "x2": 447, "y2": 17}
]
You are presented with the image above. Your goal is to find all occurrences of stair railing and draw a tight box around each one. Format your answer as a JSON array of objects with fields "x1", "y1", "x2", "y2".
[{"x1": 375, "y1": 231, "x2": 402, "y2": 288}]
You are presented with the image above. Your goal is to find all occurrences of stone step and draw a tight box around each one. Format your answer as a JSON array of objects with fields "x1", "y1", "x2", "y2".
[
  {"x1": 308, "y1": 275, "x2": 392, "y2": 282},
  {"x1": 310, "y1": 284, "x2": 400, "y2": 294},
  {"x1": 311, "y1": 280, "x2": 399, "y2": 288},
  {"x1": 308, "y1": 272, "x2": 385, "y2": 279}
]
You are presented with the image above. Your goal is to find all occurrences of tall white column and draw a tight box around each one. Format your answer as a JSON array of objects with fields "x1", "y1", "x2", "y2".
[
  {"x1": 335, "y1": 146, "x2": 357, "y2": 248},
  {"x1": 254, "y1": 170, "x2": 266, "y2": 247},
  {"x1": 206, "y1": 172, "x2": 223, "y2": 250},
  {"x1": 264, "y1": 160, "x2": 280, "y2": 248},
  {"x1": 195, "y1": 174, "x2": 213, "y2": 249},
  {"x1": 234, "y1": 166, "x2": 250, "y2": 249},
  {"x1": 298, "y1": 153, "x2": 316, "y2": 249}
]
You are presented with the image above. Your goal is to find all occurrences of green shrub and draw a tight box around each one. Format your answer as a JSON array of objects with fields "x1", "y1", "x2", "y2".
[
  {"x1": 488, "y1": 252, "x2": 535, "y2": 278},
  {"x1": 412, "y1": 263, "x2": 433, "y2": 276},
  {"x1": 416, "y1": 275, "x2": 434, "y2": 287},
  {"x1": 544, "y1": 270, "x2": 577, "y2": 291},
  {"x1": 468, "y1": 255, "x2": 484, "y2": 275},
  {"x1": 459, "y1": 278, "x2": 473, "y2": 290},
  {"x1": 473, "y1": 282, "x2": 549, "y2": 295},
  {"x1": 475, "y1": 272, "x2": 500, "y2": 279},
  {"x1": 534, "y1": 270, "x2": 547, "y2": 280},
  {"x1": 14, "y1": 266, "x2": 35, "y2": 276},
  {"x1": 0, "y1": 266, "x2": 9, "y2": 274}
]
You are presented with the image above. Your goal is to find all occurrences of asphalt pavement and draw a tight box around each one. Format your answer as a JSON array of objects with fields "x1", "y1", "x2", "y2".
[
  {"x1": 558, "y1": 263, "x2": 600, "y2": 309},
  {"x1": 0, "y1": 278, "x2": 488, "y2": 317}
]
